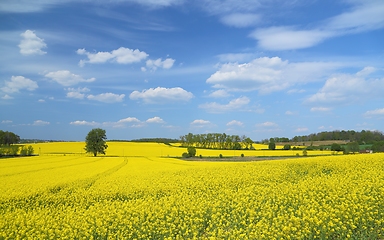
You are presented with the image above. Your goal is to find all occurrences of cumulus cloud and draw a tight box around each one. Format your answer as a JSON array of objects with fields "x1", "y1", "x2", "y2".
[
  {"x1": 33, "y1": 120, "x2": 50, "y2": 126},
  {"x1": 66, "y1": 87, "x2": 90, "y2": 99},
  {"x1": 1, "y1": 76, "x2": 38, "y2": 93},
  {"x1": 207, "y1": 57, "x2": 340, "y2": 94},
  {"x1": 220, "y1": 13, "x2": 260, "y2": 28},
  {"x1": 87, "y1": 93, "x2": 125, "y2": 103},
  {"x1": 199, "y1": 96, "x2": 250, "y2": 113},
  {"x1": 146, "y1": 116, "x2": 165, "y2": 123},
  {"x1": 364, "y1": 108, "x2": 384, "y2": 117},
  {"x1": 70, "y1": 120, "x2": 98, "y2": 126},
  {"x1": 257, "y1": 121, "x2": 278, "y2": 127},
  {"x1": 295, "y1": 127, "x2": 309, "y2": 132},
  {"x1": 310, "y1": 107, "x2": 332, "y2": 112},
  {"x1": 77, "y1": 47, "x2": 148, "y2": 67},
  {"x1": 208, "y1": 89, "x2": 231, "y2": 98},
  {"x1": 191, "y1": 119, "x2": 211, "y2": 126},
  {"x1": 117, "y1": 117, "x2": 141, "y2": 124},
  {"x1": 306, "y1": 67, "x2": 384, "y2": 105},
  {"x1": 1, "y1": 120, "x2": 13, "y2": 124},
  {"x1": 130, "y1": 87, "x2": 193, "y2": 104},
  {"x1": 19, "y1": 30, "x2": 47, "y2": 55},
  {"x1": 1, "y1": 94, "x2": 13, "y2": 100},
  {"x1": 144, "y1": 58, "x2": 175, "y2": 71},
  {"x1": 45, "y1": 70, "x2": 95, "y2": 86},
  {"x1": 226, "y1": 120, "x2": 243, "y2": 127}
]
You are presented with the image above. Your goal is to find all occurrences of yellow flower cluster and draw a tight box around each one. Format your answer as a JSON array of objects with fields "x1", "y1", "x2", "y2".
[{"x1": 0, "y1": 142, "x2": 383, "y2": 239}]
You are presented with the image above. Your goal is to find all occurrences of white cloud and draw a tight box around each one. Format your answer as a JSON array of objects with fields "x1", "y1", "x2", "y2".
[
  {"x1": 1, "y1": 76, "x2": 38, "y2": 93},
  {"x1": 117, "y1": 117, "x2": 141, "y2": 123},
  {"x1": 1, "y1": 94, "x2": 13, "y2": 100},
  {"x1": 1, "y1": 120, "x2": 12, "y2": 124},
  {"x1": 0, "y1": 0, "x2": 184, "y2": 13},
  {"x1": 191, "y1": 119, "x2": 211, "y2": 125},
  {"x1": 87, "y1": 93, "x2": 125, "y2": 103},
  {"x1": 66, "y1": 87, "x2": 90, "y2": 100},
  {"x1": 226, "y1": 120, "x2": 243, "y2": 127},
  {"x1": 257, "y1": 121, "x2": 278, "y2": 127},
  {"x1": 77, "y1": 47, "x2": 148, "y2": 67},
  {"x1": 70, "y1": 120, "x2": 98, "y2": 126},
  {"x1": 251, "y1": 27, "x2": 332, "y2": 51},
  {"x1": 33, "y1": 120, "x2": 50, "y2": 126},
  {"x1": 306, "y1": 67, "x2": 384, "y2": 105},
  {"x1": 310, "y1": 107, "x2": 331, "y2": 112},
  {"x1": 146, "y1": 116, "x2": 165, "y2": 123},
  {"x1": 250, "y1": 1, "x2": 384, "y2": 50},
  {"x1": 130, "y1": 87, "x2": 193, "y2": 104},
  {"x1": 209, "y1": 89, "x2": 231, "y2": 98},
  {"x1": 220, "y1": 13, "x2": 260, "y2": 28},
  {"x1": 364, "y1": 108, "x2": 384, "y2": 116},
  {"x1": 145, "y1": 58, "x2": 175, "y2": 71},
  {"x1": 19, "y1": 30, "x2": 47, "y2": 55},
  {"x1": 295, "y1": 127, "x2": 309, "y2": 132},
  {"x1": 199, "y1": 96, "x2": 250, "y2": 113},
  {"x1": 285, "y1": 111, "x2": 295, "y2": 115},
  {"x1": 207, "y1": 57, "x2": 340, "y2": 94},
  {"x1": 217, "y1": 53, "x2": 254, "y2": 62},
  {"x1": 45, "y1": 70, "x2": 95, "y2": 86},
  {"x1": 38, "y1": 99, "x2": 45, "y2": 103}
]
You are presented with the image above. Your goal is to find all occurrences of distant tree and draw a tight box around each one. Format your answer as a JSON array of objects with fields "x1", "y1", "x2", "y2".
[
  {"x1": 187, "y1": 146, "x2": 196, "y2": 157},
  {"x1": 84, "y1": 128, "x2": 108, "y2": 156},
  {"x1": 27, "y1": 145, "x2": 34, "y2": 155},
  {"x1": 345, "y1": 142, "x2": 359, "y2": 154},
  {"x1": 0, "y1": 130, "x2": 20, "y2": 146},
  {"x1": 372, "y1": 141, "x2": 384, "y2": 153},
  {"x1": 331, "y1": 143, "x2": 342, "y2": 152},
  {"x1": 283, "y1": 144, "x2": 291, "y2": 150},
  {"x1": 268, "y1": 138, "x2": 276, "y2": 150}
]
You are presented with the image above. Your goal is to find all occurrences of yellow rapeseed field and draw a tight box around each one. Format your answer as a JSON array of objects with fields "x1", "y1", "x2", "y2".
[{"x1": 0, "y1": 142, "x2": 383, "y2": 239}]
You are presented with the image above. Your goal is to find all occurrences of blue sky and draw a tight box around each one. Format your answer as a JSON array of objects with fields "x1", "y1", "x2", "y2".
[{"x1": 1, "y1": 0, "x2": 383, "y2": 141}]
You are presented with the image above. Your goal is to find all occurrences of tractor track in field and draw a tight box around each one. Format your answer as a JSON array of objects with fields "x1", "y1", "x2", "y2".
[{"x1": 0, "y1": 156, "x2": 104, "y2": 177}]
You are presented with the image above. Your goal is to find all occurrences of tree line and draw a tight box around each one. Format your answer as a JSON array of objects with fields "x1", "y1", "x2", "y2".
[
  {"x1": 180, "y1": 133, "x2": 254, "y2": 150},
  {"x1": 0, "y1": 130, "x2": 35, "y2": 156},
  {"x1": 289, "y1": 130, "x2": 384, "y2": 144}
]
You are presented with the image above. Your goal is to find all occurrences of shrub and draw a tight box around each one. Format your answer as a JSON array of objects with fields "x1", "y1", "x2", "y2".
[
  {"x1": 27, "y1": 146, "x2": 34, "y2": 156},
  {"x1": 20, "y1": 146, "x2": 28, "y2": 156},
  {"x1": 241, "y1": 153, "x2": 244, "y2": 157},
  {"x1": 187, "y1": 147, "x2": 196, "y2": 157},
  {"x1": 303, "y1": 149, "x2": 308, "y2": 156},
  {"x1": 283, "y1": 144, "x2": 291, "y2": 150},
  {"x1": 182, "y1": 152, "x2": 189, "y2": 158},
  {"x1": 219, "y1": 154, "x2": 223, "y2": 158}
]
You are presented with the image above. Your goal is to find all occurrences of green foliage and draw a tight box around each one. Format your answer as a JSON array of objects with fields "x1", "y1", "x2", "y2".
[
  {"x1": 302, "y1": 149, "x2": 308, "y2": 156},
  {"x1": 268, "y1": 142, "x2": 276, "y2": 150},
  {"x1": 0, "y1": 130, "x2": 20, "y2": 146},
  {"x1": 283, "y1": 144, "x2": 291, "y2": 150},
  {"x1": 344, "y1": 142, "x2": 360, "y2": 154},
  {"x1": 219, "y1": 154, "x2": 223, "y2": 158},
  {"x1": 372, "y1": 141, "x2": 384, "y2": 153},
  {"x1": 20, "y1": 146, "x2": 28, "y2": 156},
  {"x1": 331, "y1": 143, "x2": 343, "y2": 152},
  {"x1": 84, "y1": 128, "x2": 108, "y2": 157},
  {"x1": 241, "y1": 153, "x2": 244, "y2": 157},
  {"x1": 182, "y1": 152, "x2": 189, "y2": 158},
  {"x1": 0, "y1": 145, "x2": 20, "y2": 156},
  {"x1": 27, "y1": 146, "x2": 34, "y2": 155},
  {"x1": 180, "y1": 133, "x2": 251, "y2": 150},
  {"x1": 187, "y1": 146, "x2": 196, "y2": 157}
]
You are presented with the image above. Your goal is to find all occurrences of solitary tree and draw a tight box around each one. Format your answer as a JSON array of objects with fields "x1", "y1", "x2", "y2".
[
  {"x1": 268, "y1": 138, "x2": 276, "y2": 150},
  {"x1": 85, "y1": 128, "x2": 108, "y2": 156}
]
